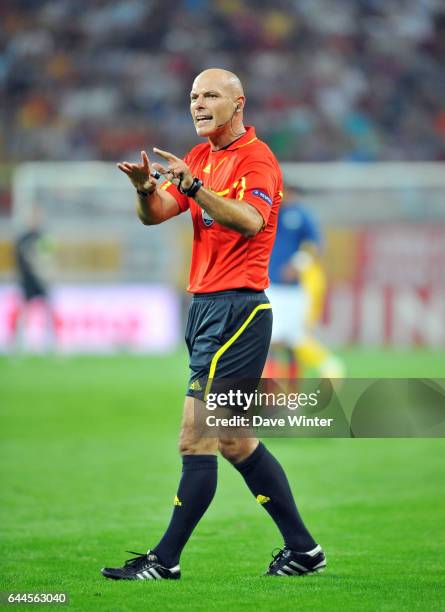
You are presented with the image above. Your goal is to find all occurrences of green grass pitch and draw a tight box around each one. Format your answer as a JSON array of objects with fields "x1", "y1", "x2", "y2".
[{"x1": 1, "y1": 348, "x2": 444, "y2": 611}]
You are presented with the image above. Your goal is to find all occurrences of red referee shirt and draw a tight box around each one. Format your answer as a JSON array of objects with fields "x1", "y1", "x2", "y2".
[{"x1": 161, "y1": 126, "x2": 283, "y2": 293}]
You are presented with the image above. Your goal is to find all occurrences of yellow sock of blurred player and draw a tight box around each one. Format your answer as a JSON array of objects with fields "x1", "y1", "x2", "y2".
[
  {"x1": 295, "y1": 337, "x2": 345, "y2": 379},
  {"x1": 295, "y1": 337, "x2": 328, "y2": 369}
]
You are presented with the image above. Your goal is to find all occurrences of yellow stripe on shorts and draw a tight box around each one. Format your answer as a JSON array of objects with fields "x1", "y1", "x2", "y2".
[{"x1": 204, "y1": 302, "x2": 272, "y2": 400}]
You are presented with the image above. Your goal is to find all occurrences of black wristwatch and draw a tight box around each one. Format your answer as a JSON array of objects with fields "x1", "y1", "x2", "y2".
[{"x1": 179, "y1": 177, "x2": 203, "y2": 198}]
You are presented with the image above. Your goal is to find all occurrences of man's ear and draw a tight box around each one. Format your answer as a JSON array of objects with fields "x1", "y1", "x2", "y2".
[{"x1": 235, "y1": 97, "x2": 245, "y2": 113}]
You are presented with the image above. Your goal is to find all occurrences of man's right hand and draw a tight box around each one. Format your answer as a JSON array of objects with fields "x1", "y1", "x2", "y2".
[{"x1": 117, "y1": 150, "x2": 157, "y2": 194}]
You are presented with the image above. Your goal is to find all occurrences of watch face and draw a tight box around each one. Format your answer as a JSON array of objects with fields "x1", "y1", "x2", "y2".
[{"x1": 202, "y1": 209, "x2": 214, "y2": 227}]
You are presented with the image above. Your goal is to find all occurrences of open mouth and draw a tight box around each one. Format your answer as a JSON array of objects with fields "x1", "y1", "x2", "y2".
[{"x1": 195, "y1": 115, "x2": 213, "y2": 125}]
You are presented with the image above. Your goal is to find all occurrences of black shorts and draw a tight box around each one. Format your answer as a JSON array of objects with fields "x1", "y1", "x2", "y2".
[{"x1": 185, "y1": 289, "x2": 272, "y2": 401}]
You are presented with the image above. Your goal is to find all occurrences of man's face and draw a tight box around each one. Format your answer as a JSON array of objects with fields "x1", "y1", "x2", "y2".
[{"x1": 190, "y1": 75, "x2": 237, "y2": 137}]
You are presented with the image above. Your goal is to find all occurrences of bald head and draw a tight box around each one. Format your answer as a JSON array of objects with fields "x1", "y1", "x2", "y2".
[{"x1": 192, "y1": 68, "x2": 244, "y2": 98}]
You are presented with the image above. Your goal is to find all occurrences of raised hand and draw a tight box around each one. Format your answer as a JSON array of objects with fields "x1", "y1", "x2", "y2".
[
  {"x1": 152, "y1": 148, "x2": 193, "y2": 190},
  {"x1": 117, "y1": 151, "x2": 158, "y2": 193}
]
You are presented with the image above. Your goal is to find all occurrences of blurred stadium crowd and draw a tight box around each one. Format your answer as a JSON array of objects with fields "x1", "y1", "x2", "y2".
[{"x1": 1, "y1": 0, "x2": 445, "y2": 163}]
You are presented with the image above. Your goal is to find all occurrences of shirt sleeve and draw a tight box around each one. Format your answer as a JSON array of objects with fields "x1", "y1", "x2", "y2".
[
  {"x1": 233, "y1": 156, "x2": 279, "y2": 225},
  {"x1": 159, "y1": 180, "x2": 189, "y2": 213}
]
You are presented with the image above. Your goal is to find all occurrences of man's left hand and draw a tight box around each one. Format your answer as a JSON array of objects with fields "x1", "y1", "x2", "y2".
[{"x1": 152, "y1": 148, "x2": 193, "y2": 190}]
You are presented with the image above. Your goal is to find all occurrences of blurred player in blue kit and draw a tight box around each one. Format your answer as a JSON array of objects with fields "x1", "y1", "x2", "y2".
[{"x1": 267, "y1": 187, "x2": 344, "y2": 380}]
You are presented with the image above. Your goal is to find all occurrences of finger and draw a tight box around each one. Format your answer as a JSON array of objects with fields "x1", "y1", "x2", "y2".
[
  {"x1": 153, "y1": 147, "x2": 181, "y2": 162},
  {"x1": 118, "y1": 162, "x2": 141, "y2": 174},
  {"x1": 141, "y1": 150, "x2": 150, "y2": 172}
]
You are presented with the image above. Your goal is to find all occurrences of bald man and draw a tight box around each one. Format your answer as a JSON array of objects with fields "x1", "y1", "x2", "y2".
[{"x1": 102, "y1": 69, "x2": 326, "y2": 581}]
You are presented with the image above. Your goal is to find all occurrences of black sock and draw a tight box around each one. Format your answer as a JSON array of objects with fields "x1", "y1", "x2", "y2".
[
  {"x1": 235, "y1": 442, "x2": 316, "y2": 551},
  {"x1": 152, "y1": 455, "x2": 217, "y2": 566}
]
